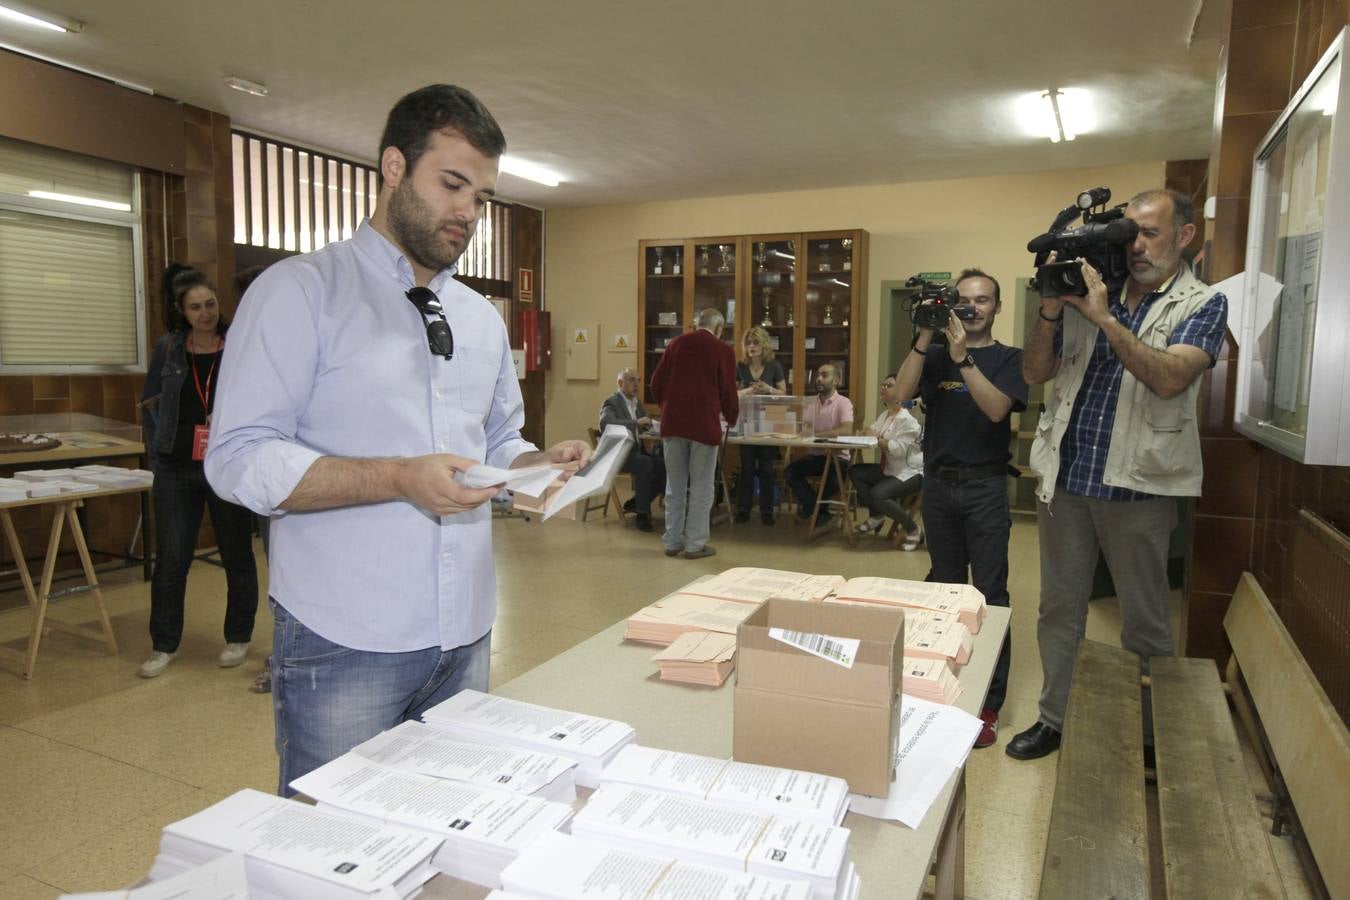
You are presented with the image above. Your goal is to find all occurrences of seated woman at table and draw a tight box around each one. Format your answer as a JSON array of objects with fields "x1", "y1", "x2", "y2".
[
  {"x1": 137, "y1": 264, "x2": 259, "y2": 679},
  {"x1": 850, "y1": 375, "x2": 925, "y2": 550},
  {"x1": 734, "y1": 326, "x2": 787, "y2": 524}
]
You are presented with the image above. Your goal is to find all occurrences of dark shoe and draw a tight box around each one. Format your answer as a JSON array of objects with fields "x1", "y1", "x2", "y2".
[
  {"x1": 1005, "y1": 721, "x2": 1061, "y2": 760},
  {"x1": 761, "y1": 512, "x2": 775, "y2": 525},
  {"x1": 634, "y1": 513, "x2": 654, "y2": 532},
  {"x1": 734, "y1": 510, "x2": 750, "y2": 523},
  {"x1": 622, "y1": 498, "x2": 636, "y2": 513},
  {"x1": 974, "y1": 708, "x2": 998, "y2": 749},
  {"x1": 683, "y1": 545, "x2": 717, "y2": 560},
  {"x1": 664, "y1": 546, "x2": 683, "y2": 557}
]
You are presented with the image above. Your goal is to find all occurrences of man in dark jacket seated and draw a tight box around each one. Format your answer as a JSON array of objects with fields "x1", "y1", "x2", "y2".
[{"x1": 598, "y1": 368, "x2": 666, "y2": 533}]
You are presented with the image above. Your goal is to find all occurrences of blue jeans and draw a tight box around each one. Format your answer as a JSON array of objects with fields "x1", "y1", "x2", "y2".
[
  {"x1": 149, "y1": 458, "x2": 258, "y2": 653},
  {"x1": 661, "y1": 437, "x2": 719, "y2": 553},
  {"x1": 270, "y1": 598, "x2": 491, "y2": 796}
]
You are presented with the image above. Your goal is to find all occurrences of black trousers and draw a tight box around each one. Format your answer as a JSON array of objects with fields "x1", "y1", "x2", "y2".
[
  {"x1": 736, "y1": 444, "x2": 780, "y2": 514},
  {"x1": 149, "y1": 458, "x2": 259, "y2": 653},
  {"x1": 848, "y1": 464, "x2": 922, "y2": 531},
  {"x1": 922, "y1": 472, "x2": 1012, "y2": 713},
  {"x1": 785, "y1": 454, "x2": 839, "y2": 515},
  {"x1": 622, "y1": 450, "x2": 666, "y2": 515}
]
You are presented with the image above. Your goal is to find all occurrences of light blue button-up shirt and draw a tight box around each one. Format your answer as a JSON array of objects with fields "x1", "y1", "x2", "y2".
[{"x1": 204, "y1": 221, "x2": 535, "y2": 652}]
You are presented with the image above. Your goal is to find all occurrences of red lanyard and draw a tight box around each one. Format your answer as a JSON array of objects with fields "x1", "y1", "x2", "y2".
[{"x1": 187, "y1": 335, "x2": 222, "y2": 412}]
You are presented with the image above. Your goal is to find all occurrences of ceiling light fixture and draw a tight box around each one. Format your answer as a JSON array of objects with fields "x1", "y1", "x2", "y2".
[
  {"x1": 1017, "y1": 87, "x2": 1095, "y2": 143},
  {"x1": 499, "y1": 155, "x2": 562, "y2": 188},
  {"x1": 0, "y1": 3, "x2": 81, "y2": 32},
  {"x1": 28, "y1": 190, "x2": 131, "y2": 211},
  {"x1": 224, "y1": 76, "x2": 269, "y2": 98}
]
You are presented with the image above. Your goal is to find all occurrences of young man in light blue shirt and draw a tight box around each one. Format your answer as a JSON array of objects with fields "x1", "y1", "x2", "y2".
[{"x1": 206, "y1": 84, "x2": 588, "y2": 795}]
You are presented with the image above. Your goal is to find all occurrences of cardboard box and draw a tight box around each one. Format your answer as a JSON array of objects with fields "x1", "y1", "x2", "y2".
[{"x1": 733, "y1": 598, "x2": 905, "y2": 797}]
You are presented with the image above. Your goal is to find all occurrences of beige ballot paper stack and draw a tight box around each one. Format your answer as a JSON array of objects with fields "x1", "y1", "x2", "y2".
[
  {"x1": 651, "y1": 631, "x2": 738, "y2": 685},
  {"x1": 600, "y1": 744, "x2": 850, "y2": 826},
  {"x1": 830, "y1": 576, "x2": 987, "y2": 632},
  {"x1": 348, "y1": 720, "x2": 578, "y2": 802},
  {"x1": 895, "y1": 608, "x2": 973, "y2": 665},
  {"x1": 420, "y1": 690, "x2": 635, "y2": 787},
  {"x1": 500, "y1": 832, "x2": 815, "y2": 900},
  {"x1": 571, "y1": 785, "x2": 859, "y2": 900},
  {"x1": 148, "y1": 789, "x2": 440, "y2": 899},
  {"x1": 677, "y1": 567, "x2": 845, "y2": 604},
  {"x1": 734, "y1": 598, "x2": 905, "y2": 797},
  {"x1": 624, "y1": 592, "x2": 762, "y2": 645},
  {"x1": 901, "y1": 657, "x2": 964, "y2": 705},
  {"x1": 290, "y1": 755, "x2": 572, "y2": 887}
]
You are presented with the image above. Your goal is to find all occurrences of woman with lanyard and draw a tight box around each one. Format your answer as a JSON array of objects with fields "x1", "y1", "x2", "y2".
[
  {"x1": 850, "y1": 375, "x2": 925, "y2": 549},
  {"x1": 137, "y1": 264, "x2": 259, "y2": 678},
  {"x1": 734, "y1": 326, "x2": 787, "y2": 524}
]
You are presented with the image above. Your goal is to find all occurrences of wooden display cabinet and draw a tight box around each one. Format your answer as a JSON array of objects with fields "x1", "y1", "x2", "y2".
[{"x1": 638, "y1": 230, "x2": 866, "y2": 410}]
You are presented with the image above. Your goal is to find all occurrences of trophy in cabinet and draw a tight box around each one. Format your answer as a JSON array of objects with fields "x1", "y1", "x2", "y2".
[
  {"x1": 840, "y1": 237, "x2": 853, "y2": 271},
  {"x1": 653, "y1": 247, "x2": 664, "y2": 275},
  {"x1": 718, "y1": 244, "x2": 733, "y2": 273},
  {"x1": 818, "y1": 242, "x2": 831, "y2": 273},
  {"x1": 672, "y1": 248, "x2": 682, "y2": 275},
  {"x1": 755, "y1": 242, "x2": 766, "y2": 273},
  {"x1": 698, "y1": 246, "x2": 710, "y2": 275},
  {"x1": 760, "y1": 287, "x2": 773, "y2": 327},
  {"x1": 823, "y1": 304, "x2": 835, "y2": 325},
  {"x1": 785, "y1": 308, "x2": 795, "y2": 327}
]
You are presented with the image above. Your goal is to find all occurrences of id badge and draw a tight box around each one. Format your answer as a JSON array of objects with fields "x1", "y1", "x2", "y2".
[{"x1": 192, "y1": 424, "x2": 210, "y2": 461}]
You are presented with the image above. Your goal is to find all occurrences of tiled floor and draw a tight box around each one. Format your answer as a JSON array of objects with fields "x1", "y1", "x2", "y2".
[{"x1": 0, "y1": 504, "x2": 1314, "y2": 898}]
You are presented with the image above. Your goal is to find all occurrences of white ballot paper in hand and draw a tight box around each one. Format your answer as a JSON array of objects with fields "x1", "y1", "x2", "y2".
[
  {"x1": 847, "y1": 695, "x2": 982, "y2": 827},
  {"x1": 541, "y1": 424, "x2": 633, "y2": 520},
  {"x1": 462, "y1": 463, "x2": 559, "y2": 497}
]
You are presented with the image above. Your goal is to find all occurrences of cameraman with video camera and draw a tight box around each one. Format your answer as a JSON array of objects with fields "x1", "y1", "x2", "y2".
[
  {"x1": 894, "y1": 268, "x2": 1026, "y2": 750},
  {"x1": 1008, "y1": 188, "x2": 1228, "y2": 762}
]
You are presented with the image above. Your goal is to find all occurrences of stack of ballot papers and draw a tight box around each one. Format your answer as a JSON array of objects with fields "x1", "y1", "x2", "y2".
[
  {"x1": 148, "y1": 789, "x2": 439, "y2": 899},
  {"x1": 421, "y1": 690, "x2": 636, "y2": 788},
  {"x1": 901, "y1": 657, "x2": 964, "y2": 705},
  {"x1": 600, "y1": 744, "x2": 850, "y2": 826},
  {"x1": 625, "y1": 592, "x2": 762, "y2": 645},
  {"x1": 894, "y1": 608, "x2": 973, "y2": 665},
  {"x1": 60, "y1": 851, "x2": 248, "y2": 899},
  {"x1": 652, "y1": 631, "x2": 737, "y2": 685},
  {"x1": 679, "y1": 568, "x2": 845, "y2": 604},
  {"x1": 72, "y1": 465, "x2": 155, "y2": 489},
  {"x1": 830, "y1": 577, "x2": 987, "y2": 632},
  {"x1": 571, "y1": 785, "x2": 859, "y2": 900},
  {"x1": 13, "y1": 468, "x2": 79, "y2": 481},
  {"x1": 291, "y1": 755, "x2": 573, "y2": 887},
  {"x1": 0, "y1": 478, "x2": 30, "y2": 502},
  {"x1": 501, "y1": 832, "x2": 815, "y2": 900},
  {"x1": 348, "y1": 719, "x2": 578, "y2": 802}
]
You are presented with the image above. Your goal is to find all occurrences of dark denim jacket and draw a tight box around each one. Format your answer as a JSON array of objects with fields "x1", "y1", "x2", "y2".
[{"x1": 141, "y1": 326, "x2": 228, "y2": 460}]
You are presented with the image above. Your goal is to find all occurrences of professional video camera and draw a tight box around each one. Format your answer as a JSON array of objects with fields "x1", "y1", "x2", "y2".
[
  {"x1": 902, "y1": 275, "x2": 979, "y2": 331},
  {"x1": 1027, "y1": 187, "x2": 1139, "y2": 296}
]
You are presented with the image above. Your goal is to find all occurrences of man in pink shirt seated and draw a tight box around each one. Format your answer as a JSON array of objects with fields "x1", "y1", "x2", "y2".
[{"x1": 784, "y1": 363, "x2": 855, "y2": 525}]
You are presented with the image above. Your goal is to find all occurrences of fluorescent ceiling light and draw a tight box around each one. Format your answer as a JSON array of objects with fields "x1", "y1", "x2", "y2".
[
  {"x1": 1016, "y1": 88, "x2": 1095, "y2": 143},
  {"x1": 28, "y1": 190, "x2": 131, "y2": 211},
  {"x1": 225, "y1": 76, "x2": 269, "y2": 98},
  {"x1": 0, "y1": 3, "x2": 81, "y2": 32},
  {"x1": 499, "y1": 155, "x2": 562, "y2": 187}
]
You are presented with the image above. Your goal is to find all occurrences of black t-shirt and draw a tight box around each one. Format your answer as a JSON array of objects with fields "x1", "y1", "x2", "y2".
[
  {"x1": 169, "y1": 349, "x2": 222, "y2": 463},
  {"x1": 736, "y1": 359, "x2": 786, "y2": 389},
  {"x1": 918, "y1": 342, "x2": 1027, "y2": 468}
]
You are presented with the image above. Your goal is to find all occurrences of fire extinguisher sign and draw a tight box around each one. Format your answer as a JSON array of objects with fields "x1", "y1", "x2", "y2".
[{"x1": 518, "y1": 268, "x2": 534, "y2": 302}]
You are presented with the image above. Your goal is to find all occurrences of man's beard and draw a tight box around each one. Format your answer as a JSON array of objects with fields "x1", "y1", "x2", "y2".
[
  {"x1": 1130, "y1": 242, "x2": 1181, "y2": 285},
  {"x1": 387, "y1": 179, "x2": 470, "y2": 273}
]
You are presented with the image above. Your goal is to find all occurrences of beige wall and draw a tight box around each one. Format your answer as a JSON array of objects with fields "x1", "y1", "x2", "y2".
[{"x1": 543, "y1": 160, "x2": 1164, "y2": 441}]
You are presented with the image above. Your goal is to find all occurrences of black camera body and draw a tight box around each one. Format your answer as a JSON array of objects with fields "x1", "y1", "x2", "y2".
[
  {"x1": 1028, "y1": 187, "x2": 1140, "y2": 296},
  {"x1": 904, "y1": 275, "x2": 977, "y2": 330}
]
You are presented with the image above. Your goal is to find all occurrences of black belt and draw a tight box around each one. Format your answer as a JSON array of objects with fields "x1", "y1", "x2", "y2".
[{"x1": 929, "y1": 462, "x2": 1009, "y2": 484}]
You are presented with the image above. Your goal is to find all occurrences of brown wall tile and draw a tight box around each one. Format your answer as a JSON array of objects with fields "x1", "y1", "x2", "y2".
[
  {"x1": 1191, "y1": 514, "x2": 1255, "y2": 594},
  {"x1": 31, "y1": 375, "x2": 70, "y2": 400},
  {"x1": 1226, "y1": 24, "x2": 1298, "y2": 116},
  {"x1": 0, "y1": 377, "x2": 35, "y2": 415},
  {"x1": 1198, "y1": 437, "x2": 1261, "y2": 517},
  {"x1": 69, "y1": 376, "x2": 103, "y2": 414},
  {"x1": 1207, "y1": 197, "x2": 1250, "y2": 281},
  {"x1": 1216, "y1": 112, "x2": 1279, "y2": 197},
  {"x1": 33, "y1": 397, "x2": 72, "y2": 415}
]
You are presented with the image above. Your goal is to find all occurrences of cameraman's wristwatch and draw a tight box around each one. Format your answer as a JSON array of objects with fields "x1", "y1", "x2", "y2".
[{"x1": 956, "y1": 354, "x2": 976, "y2": 369}]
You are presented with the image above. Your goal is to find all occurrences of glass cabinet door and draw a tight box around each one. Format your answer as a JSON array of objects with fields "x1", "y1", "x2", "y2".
[
  {"x1": 642, "y1": 242, "x2": 684, "y2": 401},
  {"x1": 803, "y1": 235, "x2": 855, "y2": 399},
  {"x1": 750, "y1": 237, "x2": 798, "y2": 392},
  {"x1": 692, "y1": 239, "x2": 738, "y2": 352}
]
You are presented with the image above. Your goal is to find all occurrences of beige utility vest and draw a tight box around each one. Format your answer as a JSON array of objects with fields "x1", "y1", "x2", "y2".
[{"x1": 1030, "y1": 265, "x2": 1219, "y2": 505}]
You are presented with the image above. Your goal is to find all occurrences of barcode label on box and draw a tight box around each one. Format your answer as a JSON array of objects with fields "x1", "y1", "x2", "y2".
[{"x1": 768, "y1": 628, "x2": 859, "y2": 669}]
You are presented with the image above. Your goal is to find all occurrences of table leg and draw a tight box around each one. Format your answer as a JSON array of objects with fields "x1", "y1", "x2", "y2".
[
  {"x1": 833, "y1": 453, "x2": 857, "y2": 547},
  {"x1": 24, "y1": 504, "x2": 69, "y2": 680},
  {"x1": 805, "y1": 454, "x2": 830, "y2": 541},
  {"x1": 1, "y1": 510, "x2": 39, "y2": 610},
  {"x1": 933, "y1": 772, "x2": 966, "y2": 900},
  {"x1": 66, "y1": 499, "x2": 118, "y2": 656}
]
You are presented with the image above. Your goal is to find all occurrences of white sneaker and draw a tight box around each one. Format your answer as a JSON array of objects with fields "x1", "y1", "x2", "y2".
[
  {"x1": 855, "y1": 516, "x2": 885, "y2": 534},
  {"x1": 900, "y1": 526, "x2": 925, "y2": 552},
  {"x1": 218, "y1": 642, "x2": 250, "y2": 668},
  {"x1": 138, "y1": 651, "x2": 175, "y2": 678}
]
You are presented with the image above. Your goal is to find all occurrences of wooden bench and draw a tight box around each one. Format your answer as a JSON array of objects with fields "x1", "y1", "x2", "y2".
[{"x1": 1039, "y1": 572, "x2": 1348, "y2": 898}]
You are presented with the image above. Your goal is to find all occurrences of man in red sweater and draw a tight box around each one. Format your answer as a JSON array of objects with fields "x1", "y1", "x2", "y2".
[{"x1": 650, "y1": 308, "x2": 739, "y2": 559}]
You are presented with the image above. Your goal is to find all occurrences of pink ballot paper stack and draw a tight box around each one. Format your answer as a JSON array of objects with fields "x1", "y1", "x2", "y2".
[
  {"x1": 901, "y1": 657, "x2": 964, "y2": 705},
  {"x1": 651, "y1": 631, "x2": 737, "y2": 686},
  {"x1": 624, "y1": 592, "x2": 761, "y2": 645},
  {"x1": 829, "y1": 577, "x2": 987, "y2": 632}
]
